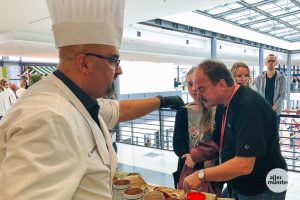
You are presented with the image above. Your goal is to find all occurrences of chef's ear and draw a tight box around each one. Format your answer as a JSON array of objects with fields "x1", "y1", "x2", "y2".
[{"x1": 76, "y1": 53, "x2": 89, "y2": 75}]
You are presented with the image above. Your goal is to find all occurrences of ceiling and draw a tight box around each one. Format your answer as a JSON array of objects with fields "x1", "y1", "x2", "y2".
[
  {"x1": 198, "y1": 0, "x2": 300, "y2": 43},
  {"x1": 2, "y1": 0, "x2": 300, "y2": 65},
  {"x1": 0, "y1": 0, "x2": 236, "y2": 60}
]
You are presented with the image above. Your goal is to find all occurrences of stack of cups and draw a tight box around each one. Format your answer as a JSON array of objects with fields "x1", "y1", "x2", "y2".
[
  {"x1": 123, "y1": 188, "x2": 144, "y2": 200},
  {"x1": 144, "y1": 191, "x2": 165, "y2": 200},
  {"x1": 112, "y1": 179, "x2": 131, "y2": 200}
]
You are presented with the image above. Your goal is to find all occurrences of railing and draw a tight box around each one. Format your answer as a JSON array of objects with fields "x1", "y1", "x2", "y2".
[
  {"x1": 290, "y1": 83, "x2": 300, "y2": 93},
  {"x1": 116, "y1": 109, "x2": 300, "y2": 172},
  {"x1": 116, "y1": 109, "x2": 176, "y2": 150},
  {"x1": 279, "y1": 112, "x2": 300, "y2": 172}
]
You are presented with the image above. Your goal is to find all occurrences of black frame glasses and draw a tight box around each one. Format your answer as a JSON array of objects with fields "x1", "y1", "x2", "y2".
[{"x1": 85, "y1": 53, "x2": 120, "y2": 69}]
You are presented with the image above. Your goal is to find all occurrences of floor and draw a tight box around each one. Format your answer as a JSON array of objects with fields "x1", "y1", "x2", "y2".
[{"x1": 117, "y1": 143, "x2": 300, "y2": 200}]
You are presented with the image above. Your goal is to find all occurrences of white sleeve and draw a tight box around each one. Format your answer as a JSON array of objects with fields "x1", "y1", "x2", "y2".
[{"x1": 97, "y1": 98, "x2": 119, "y2": 130}]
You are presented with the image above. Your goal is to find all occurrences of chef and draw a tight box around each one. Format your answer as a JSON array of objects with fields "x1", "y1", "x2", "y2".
[{"x1": 0, "y1": 0, "x2": 183, "y2": 199}]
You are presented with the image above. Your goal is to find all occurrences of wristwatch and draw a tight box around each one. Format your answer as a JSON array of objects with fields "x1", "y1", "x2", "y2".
[{"x1": 198, "y1": 169, "x2": 205, "y2": 181}]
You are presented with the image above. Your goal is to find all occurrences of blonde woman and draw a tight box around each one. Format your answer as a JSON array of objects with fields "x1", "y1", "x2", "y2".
[
  {"x1": 172, "y1": 67, "x2": 220, "y2": 195},
  {"x1": 230, "y1": 62, "x2": 252, "y2": 86}
]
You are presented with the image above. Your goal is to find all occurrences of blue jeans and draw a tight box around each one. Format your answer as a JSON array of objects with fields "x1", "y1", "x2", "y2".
[{"x1": 237, "y1": 189, "x2": 286, "y2": 200}]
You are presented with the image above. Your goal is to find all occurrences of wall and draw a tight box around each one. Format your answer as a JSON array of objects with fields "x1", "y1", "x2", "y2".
[{"x1": 119, "y1": 61, "x2": 179, "y2": 94}]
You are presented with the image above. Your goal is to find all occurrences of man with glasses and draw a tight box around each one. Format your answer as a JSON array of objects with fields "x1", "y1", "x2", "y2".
[
  {"x1": 255, "y1": 54, "x2": 287, "y2": 129},
  {"x1": 0, "y1": 0, "x2": 183, "y2": 199}
]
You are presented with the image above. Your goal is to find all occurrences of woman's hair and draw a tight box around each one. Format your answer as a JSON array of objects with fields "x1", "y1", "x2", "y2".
[
  {"x1": 230, "y1": 62, "x2": 252, "y2": 85},
  {"x1": 186, "y1": 66, "x2": 214, "y2": 134},
  {"x1": 185, "y1": 67, "x2": 196, "y2": 82},
  {"x1": 200, "y1": 103, "x2": 214, "y2": 134},
  {"x1": 0, "y1": 79, "x2": 7, "y2": 88}
]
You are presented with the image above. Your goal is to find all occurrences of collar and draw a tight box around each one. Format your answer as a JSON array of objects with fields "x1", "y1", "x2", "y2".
[
  {"x1": 53, "y1": 70, "x2": 98, "y2": 111},
  {"x1": 224, "y1": 84, "x2": 240, "y2": 107},
  {"x1": 262, "y1": 70, "x2": 284, "y2": 80}
]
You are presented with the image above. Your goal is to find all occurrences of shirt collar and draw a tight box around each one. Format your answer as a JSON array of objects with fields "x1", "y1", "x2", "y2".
[{"x1": 53, "y1": 70, "x2": 98, "y2": 110}]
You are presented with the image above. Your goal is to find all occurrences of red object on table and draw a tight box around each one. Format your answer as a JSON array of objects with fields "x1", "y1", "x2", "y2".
[{"x1": 186, "y1": 192, "x2": 206, "y2": 200}]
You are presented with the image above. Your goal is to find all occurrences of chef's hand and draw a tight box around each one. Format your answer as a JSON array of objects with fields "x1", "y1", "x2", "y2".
[
  {"x1": 183, "y1": 171, "x2": 202, "y2": 193},
  {"x1": 157, "y1": 95, "x2": 184, "y2": 110},
  {"x1": 182, "y1": 154, "x2": 195, "y2": 168}
]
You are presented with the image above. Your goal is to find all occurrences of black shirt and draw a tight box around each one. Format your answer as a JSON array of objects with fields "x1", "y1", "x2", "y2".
[
  {"x1": 53, "y1": 70, "x2": 100, "y2": 127},
  {"x1": 213, "y1": 85, "x2": 287, "y2": 196},
  {"x1": 265, "y1": 72, "x2": 276, "y2": 106}
]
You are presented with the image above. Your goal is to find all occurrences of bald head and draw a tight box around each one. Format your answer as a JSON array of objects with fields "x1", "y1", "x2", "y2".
[
  {"x1": 58, "y1": 44, "x2": 118, "y2": 71},
  {"x1": 59, "y1": 44, "x2": 111, "y2": 61},
  {"x1": 57, "y1": 44, "x2": 120, "y2": 99}
]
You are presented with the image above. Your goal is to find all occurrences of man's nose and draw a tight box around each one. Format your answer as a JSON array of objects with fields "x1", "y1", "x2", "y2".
[
  {"x1": 114, "y1": 66, "x2": 123, "y2": 79},
  {"x1": 115, "y1": 66, "x2": 123, "y2": 75}
]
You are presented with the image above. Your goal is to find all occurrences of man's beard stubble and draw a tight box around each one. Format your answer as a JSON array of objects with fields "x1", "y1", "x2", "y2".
[{"x1": 105, "y1": 82, "x2": 116, "y2": 99}]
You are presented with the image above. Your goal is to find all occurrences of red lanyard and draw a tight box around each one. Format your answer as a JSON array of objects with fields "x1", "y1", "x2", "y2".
[{"x1": 219, "y1": 84, "x2": 239, "y2": 152}]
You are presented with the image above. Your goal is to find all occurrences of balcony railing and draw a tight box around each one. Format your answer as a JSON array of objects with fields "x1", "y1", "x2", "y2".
[{"x1": 115, "y1": 109, "x2": 300, "y2": 172}]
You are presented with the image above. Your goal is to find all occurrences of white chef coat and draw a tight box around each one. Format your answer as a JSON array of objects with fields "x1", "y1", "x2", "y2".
[{"x1": 0, "y1": 74, "x2": 119, "y2": 200}]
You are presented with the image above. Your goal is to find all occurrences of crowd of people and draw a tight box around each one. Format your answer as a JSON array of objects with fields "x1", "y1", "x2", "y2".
[
  {"x1": 0, "y1": 75, "x2": 34, "y2": 120},
  {"x1": 0, "y1": 0, "x2": 297, "y2": 200}
]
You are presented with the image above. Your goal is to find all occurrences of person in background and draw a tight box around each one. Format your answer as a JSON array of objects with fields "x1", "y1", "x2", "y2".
[
  {"x1": 8, "y1": 83, "x2": 19, "y2": 98},
  {"x1": 8, "y1": 82, "x2": 18, "y2": 95},
  {"x1": 0, "y1": 79, "x2": 16, "y2": 105},
  {"x1": 24, "y1": 66, "x2": 31, "y2": 89},
  {"x1": 184, "y1": 60, "x2": 287, "y2": 200},
  {"x1": 0, "y1": 84, "x2": 10, "y2": 120},
  {"x1": 16, "y1": 77, "x2": 27, "y2": 98},
  {"x1": 291, "y1": 77, "x2": 296, "y2": 92},
  {"x1": 0, "y1": 0, "x2": 184, "y2": 199},
  {"x1": 255, "y1": 54, "x2": 286, "y2": 128},
  {"x1": 0, "y1": 84, "x2": 5, "y2": 120},
  {"x1": 173, "y1": 67, "x2": 220, "y2": 195},
  {"x1": 0, "y1": 79, "x2": 15, "y2": 120},
  {"x1": 174, "y1": 77, "x2": 179, "y2": 89},
  {"x1": 230, "y1": 62, "x2": 252, "y2": 87}
]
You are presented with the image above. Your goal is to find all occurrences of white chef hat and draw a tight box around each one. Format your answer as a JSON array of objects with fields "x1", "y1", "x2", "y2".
[{"x1": 46, "y1": 0, "x2": 125, "y2": 48}]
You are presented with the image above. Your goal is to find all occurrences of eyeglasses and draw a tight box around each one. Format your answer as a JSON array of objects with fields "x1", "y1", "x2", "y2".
[
  {"x1": 267, "y1": 60, "x2": 276, "y2": 63},
  {"x1": 85, "y1": 53, "x2": 120, "y2": 69}
]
